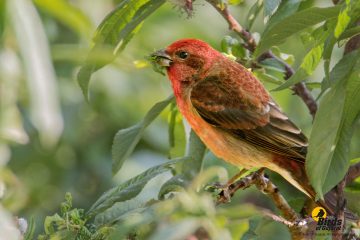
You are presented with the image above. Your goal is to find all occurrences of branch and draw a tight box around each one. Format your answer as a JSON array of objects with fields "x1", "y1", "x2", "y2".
[
  {"x1": 205, "y1": 0, "x2": 318, "y2": 118},
  {"x1": 216, "y1": 169, "x2": 310, "y2": 239},
  {"x1": 346, "y1": 162, "x2": 360, "y2": 185}
]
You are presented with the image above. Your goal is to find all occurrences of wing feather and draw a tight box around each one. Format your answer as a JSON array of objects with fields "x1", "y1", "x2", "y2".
[{"x1": 190, "y1": 63, "x2": 308, "y2": 161}]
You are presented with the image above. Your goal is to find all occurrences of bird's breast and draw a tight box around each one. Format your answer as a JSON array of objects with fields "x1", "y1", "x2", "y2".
[{"x1": 176, "y1": 96, "x2": 272, "y2": 169}]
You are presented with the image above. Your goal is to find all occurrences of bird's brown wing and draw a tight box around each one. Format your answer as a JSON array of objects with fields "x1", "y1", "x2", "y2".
[{"x1": 190, "y1": 65, "x2": 308, "y2": 161}]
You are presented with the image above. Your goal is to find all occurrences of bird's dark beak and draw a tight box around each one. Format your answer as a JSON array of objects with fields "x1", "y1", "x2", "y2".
[{"x1": 150, "y1": 49, "x2": 173, "y2": 67}]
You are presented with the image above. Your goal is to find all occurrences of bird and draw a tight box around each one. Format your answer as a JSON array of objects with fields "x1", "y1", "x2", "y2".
[{"x1": 149, "y1": 38, "x2": 340, "y2": 215}]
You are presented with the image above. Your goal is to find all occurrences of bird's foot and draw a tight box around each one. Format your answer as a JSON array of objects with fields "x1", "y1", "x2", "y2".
[{"x1": 205, "y1": 182, "x2": 232, "y2": 203}]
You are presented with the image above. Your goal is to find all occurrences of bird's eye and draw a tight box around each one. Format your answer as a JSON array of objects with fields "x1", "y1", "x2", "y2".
[{"x1": 177, "y1": 51, "x2": 189, "y2": 59}]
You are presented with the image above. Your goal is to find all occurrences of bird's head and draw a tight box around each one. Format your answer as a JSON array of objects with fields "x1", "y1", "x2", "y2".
[{"x1": 150, "y1": 39, "x2": 221, "y2": 94}]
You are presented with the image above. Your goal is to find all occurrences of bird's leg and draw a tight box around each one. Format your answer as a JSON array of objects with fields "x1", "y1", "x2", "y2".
[{"x1": 226, "y1": 168, "x2": 249, "y2": 186}]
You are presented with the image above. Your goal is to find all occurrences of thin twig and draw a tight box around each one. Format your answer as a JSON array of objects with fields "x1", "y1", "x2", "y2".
[
  {"x1": 346, "y1": 162, "x2": 360, "y2": 185},
  {"x1": 205, "y1": 0, "x2": 318, "y2": 119}
]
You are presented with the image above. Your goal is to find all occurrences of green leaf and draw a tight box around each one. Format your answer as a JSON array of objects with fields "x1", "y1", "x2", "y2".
[
  {"x1": 148, "y1": 219, "x2": 200, "y2": 240},
  {"x1": 0, "y1": 0, "x2": 6, "y2": 42},
  {"x1": 44, "y1": 214, "x2": 64, "y2": 234},
  {"x1": 258, "y1": 58, "x2": 285, "y2": 73},
  {"x1": 262, "y1": 0, "x2": 301, "y2": 36},
  {"x1": 88, "y1": 159, "x2": 180, "y2": 217},
  {"x1": 34, "y1": 0, "x2": 93, "y2": 37},
  {"x1": 158, "y1": 173, "x2": 188, "y2": 200},
  {"x1": 24, "y1": 217, "x2": 35, "y2": 240},
  {"x1": 77, "y1": 0, "x2": 165, "y2": 100},
  {"x1": 334, "y1": 1, "x2": 351, "y2": 38},
  {"x1": 221, "y1": 36, "x2": 245, "y2": 59},
  {"x1": 264, "y1": 0, "x2": 282, "y2": 20},
  {"x1": 94, "y1": 200, "x2": 145, "y2": 226},
  {"x1": 350, "y1": 158, "x2": 360, "y2": 165},
  {"x1": 273, "y1": 44, "x2": 323, "y2": 91},
  {"x1": 245, "y1": 0, "x2": 263, "y2": 30},
  {"x1": 254, "y1": 70, "x2": 284, "y2": 85},
  {"x1": 306, "y1": 56, "x2": 360, "y2": 198},
  {"x1": 339, "y1": 25, "x2": 360, "y2": 40},
  {"x1": 256, "y1": 5, "x2": 341, "y2": 56},
  {"x1": 321, "y1": 49, "x2": 360, "y2": 93},
  {"x1": 182, "y1": 130, "x2": 207, "y2": 180},
  {"x1": 112, "y1": 95, "x2": 174, "y2": 175},
  {"x1": 159, "y1": 131, "x2": 207, "y2": 199},
  {"x1": 168, "y1": 103, "x2": 186, "y2": 158}
]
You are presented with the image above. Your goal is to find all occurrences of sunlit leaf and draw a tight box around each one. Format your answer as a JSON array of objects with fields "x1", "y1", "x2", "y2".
[
  {"x1": 77, "y1": 0, "x2": 165, "y2": 100},
  {"x1": 256, "y1": 5, "x2": 341, "y2": 56},
  {"x1": 112, "y1": 95, "x2": 174, "y2": 175},
  {"x1": 334, "y1": 0, "x2": 351, "y2": 38}
]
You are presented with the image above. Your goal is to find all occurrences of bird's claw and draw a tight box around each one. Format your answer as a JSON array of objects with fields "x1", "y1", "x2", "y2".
[{"x1": 205, "y1": 182, "x2": 232, "y2": 203}]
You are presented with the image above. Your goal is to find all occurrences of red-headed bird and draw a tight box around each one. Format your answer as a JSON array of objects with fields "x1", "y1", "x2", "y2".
[{"x1": 151, "y1": 39, "x2": 318, "y2": 203}]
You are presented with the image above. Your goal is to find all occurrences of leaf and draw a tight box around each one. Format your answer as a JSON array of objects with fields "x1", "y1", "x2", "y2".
[
  {"x1": 245, "y1": 0, "x2": 263, "y2": 30},
  {"x1": 262, "y1": 0, "x2": 301, "y2": 37},
  {"x1": 182, "y1": 130, "x2": 207, "y2": 180},
  {"x1": 77, "y1": 0, "x2": 165, "y2": 100},
  {"x1": 0, "y1": 0, "x2": 5, "y2": 42},
  {"x1": 258, "y1": 58, "x2": 285, "y2": 73},
  {"x1": 94, "y1": 200, "x2": 145, "y2": 226},
  {"x1": 112, "y1": 95, "x2": 174, "y2": 175},
  {"x1": 254, "y1": 70, "x2": 284, "y2": 85},
  {"x1": 221, "y1": 36, "x2": 245, "y2": 59},
  {"x1": 273, "y1": 44, "x2": 323, "y2": 91},
  {"x1": 33, "y1": 0, "x2": 93, "y2": 37},
  {"x1": 88, "y1": 159, "x2": 180, "y2": 216},
  {"x1": 255, "y1": 5, "x2": 341, "y2": 57},
  {"x1": 264, "y1": 0, "x2": 282, "y2": 21},
  {"x1": 148, "y1": 219, "x2": 200, "y2": 240},
  {"x1": 306, "y1": 57, "x2": 360, "y2": 198},
  {"x1": 158, "y1": 173, "x2": 188, "y2": 200},
  {"x1": 44, "y1": 214, "x2": 64, "y2": 234},
  {"x1": 24, "y1": 217, "x2": 35, "y2": 240},
  {"x1": 339, "y1": 25, "x2": 360, "y2": 40},
  {"x1": 159, "y1": 131, "x2": 206, "y2": 199},
  {"x1": 321, "y1": 49, "x2": 360, "y2": 94},
  {"x1": 168, "y1": 103, "x2": 186, "y2": 158},
  {"x1": 334, "y1": 1, "x2": 351, "y2": 38}
]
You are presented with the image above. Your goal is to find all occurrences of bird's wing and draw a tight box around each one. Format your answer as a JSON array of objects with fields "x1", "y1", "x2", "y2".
[{"x1": 190, "y1": 62, "x2": 308, "y2": 160}]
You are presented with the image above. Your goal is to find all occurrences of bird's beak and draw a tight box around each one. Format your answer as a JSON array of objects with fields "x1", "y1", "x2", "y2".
[{"x1": 150, "y1": 49, "x2": 173, "y2": 67}]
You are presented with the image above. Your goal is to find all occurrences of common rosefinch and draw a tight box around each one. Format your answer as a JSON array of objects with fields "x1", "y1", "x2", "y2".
[{"x1": 151, "y1": 39, "x2": 322, "y2": 207}]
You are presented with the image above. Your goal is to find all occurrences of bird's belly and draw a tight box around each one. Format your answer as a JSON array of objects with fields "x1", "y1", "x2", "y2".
[
  {"x1": 178, "y1": 101, "x2": 310, "y2": 196},
  {"x1": 181, "y1": 105, "x2": 273, "y2": 169}
]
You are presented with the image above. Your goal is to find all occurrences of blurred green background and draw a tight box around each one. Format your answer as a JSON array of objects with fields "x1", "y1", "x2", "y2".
[{"x1": 1, "y1": 0, "x2": 359, "y2": 238}]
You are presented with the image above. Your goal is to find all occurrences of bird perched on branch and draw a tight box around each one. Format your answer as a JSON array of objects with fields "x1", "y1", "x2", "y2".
[{"x1": 150, "y1": 39, "x2": 349, "y2": 216}]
